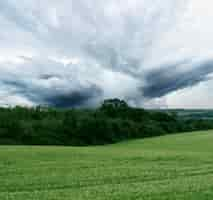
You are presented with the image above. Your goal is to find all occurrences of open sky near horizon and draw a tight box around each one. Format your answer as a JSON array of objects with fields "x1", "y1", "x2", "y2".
[{"x1": 0, "y1": 0, "x2": 213, "y2": 108}]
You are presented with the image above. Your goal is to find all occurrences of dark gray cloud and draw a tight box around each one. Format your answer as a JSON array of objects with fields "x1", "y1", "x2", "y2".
[
  {"x1": 143, "y1": 59, "x2": 213, "y2": 98},
  {"x1": 0, "y1": 56, "x2": 105, "y2": 107},
  {"x1": 1, "y1": 70, "x2": 103, "y2": 108},
  {"x1": 44, "y1": 86, "x2": 102, "y2": 108}
]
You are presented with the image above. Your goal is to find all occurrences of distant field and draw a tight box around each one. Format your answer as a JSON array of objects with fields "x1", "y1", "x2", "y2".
[
  {"x1": 162, "y1": 109, "x2": 213, "y2": 120},
  {"x1": 1, "y1": 130, "x2": 213, "y2": 200}
]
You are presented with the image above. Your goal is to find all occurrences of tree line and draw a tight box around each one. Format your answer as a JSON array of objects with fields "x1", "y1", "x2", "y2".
[{"x1": 0, "y1": 99, "x2": 213, "y2": 146}]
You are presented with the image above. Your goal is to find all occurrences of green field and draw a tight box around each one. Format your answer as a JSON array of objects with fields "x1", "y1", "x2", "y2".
[{"x1": 1, "y1": 130, "x2": 213, "y2": 200}]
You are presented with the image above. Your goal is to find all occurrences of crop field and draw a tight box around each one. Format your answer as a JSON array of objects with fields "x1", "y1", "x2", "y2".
[{"x1": 1, "y1": 130, "x2": 213, "y2": 200}]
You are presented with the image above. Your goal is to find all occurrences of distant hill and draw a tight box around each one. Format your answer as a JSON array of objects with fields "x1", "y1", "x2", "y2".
[{"x1": 155, "y1": 109, "x2": 213, "y2": 120}]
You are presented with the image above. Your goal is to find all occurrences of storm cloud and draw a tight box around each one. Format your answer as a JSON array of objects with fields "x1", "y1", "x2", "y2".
[
  {"x1": 143, "y1": 59, "x2": 213, "y2": 98},
  {"x1": 0, "y1": 0, "x2": 213, "y2": 108}
]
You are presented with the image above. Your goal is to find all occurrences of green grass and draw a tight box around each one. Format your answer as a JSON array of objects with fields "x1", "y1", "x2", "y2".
[{"x1": 1, "y1": 130, "x2": 213, "y2": 199}]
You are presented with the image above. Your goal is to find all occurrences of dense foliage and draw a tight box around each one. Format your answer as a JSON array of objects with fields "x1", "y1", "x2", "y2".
[{"x1": 0, "y1": 99, "x2": 213, "y2": 145}]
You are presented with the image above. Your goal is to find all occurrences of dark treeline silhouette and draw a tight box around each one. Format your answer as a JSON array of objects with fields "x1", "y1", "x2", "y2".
[{"x1": 0, "y1": 99, "x2": 213, "y2": 146}]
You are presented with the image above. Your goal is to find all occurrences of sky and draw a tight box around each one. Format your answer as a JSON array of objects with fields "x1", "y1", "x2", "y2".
[{"x1": 0, "y1": 0, "x2": 213, "y2": 108}]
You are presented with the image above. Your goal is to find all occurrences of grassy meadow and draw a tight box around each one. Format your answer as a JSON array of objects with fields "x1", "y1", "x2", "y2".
[{"x1": 1, "y1": 130, "x2": 213, "y2": 199}]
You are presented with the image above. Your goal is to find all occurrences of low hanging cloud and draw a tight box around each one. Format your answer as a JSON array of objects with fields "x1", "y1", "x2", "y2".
[
  {"x1": 143, "y1": 59, "x2": 213, "y2": 98},
  {"x1": 0, "y1": 0, "x2": 213, "y2": 108},
  {"x1": 0, "y1": 56, "x2": 140, "y2": 107},
  {"x1": 0, "y1": 57, "x2": 102, "y2": 107}
]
